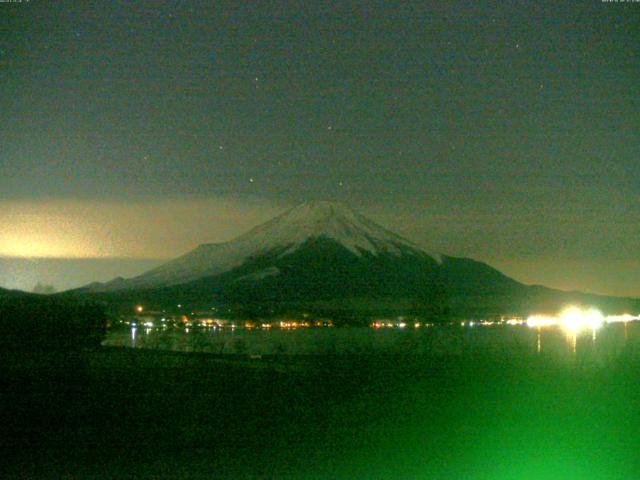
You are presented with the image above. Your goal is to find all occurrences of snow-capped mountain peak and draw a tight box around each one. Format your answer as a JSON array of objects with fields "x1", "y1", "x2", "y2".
[
  {"x1": 94, "y1": 201, "x2": 441, "y2": 289},
  {"x1": 231, "y1": 200, "x2": 424, "y2": 257}
]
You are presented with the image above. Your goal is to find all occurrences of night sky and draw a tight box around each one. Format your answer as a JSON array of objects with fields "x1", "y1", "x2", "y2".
[{"x1": 1, "y1": 0, "x2": 638, "y2": 296}]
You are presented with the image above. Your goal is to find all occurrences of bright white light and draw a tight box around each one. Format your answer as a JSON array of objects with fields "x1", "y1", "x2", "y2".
[
  {"x1": 560, "y1": 307, "x2": 604, "y2": 333},
  {"x1": 526, "y1": 315, "x2": 557, "y2": 329},
  {"x1": 607, "y1": 314, "x2": 640, "y2": 323},
  {"x1": 559, "y1": 306, "x2": 604, "y2": 334},
  {"x1": 527, "y1": 306, "x2": 607, "y2": 333},
  {"x1": 584, "y1": 308, "x2": 605, "y2": 331},
  {"x1": 559, "y1": 307, "x2": 583, "y2": 333}
]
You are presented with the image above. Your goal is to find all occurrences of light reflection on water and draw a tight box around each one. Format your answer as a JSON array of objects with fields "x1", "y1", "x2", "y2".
[
  {"x1": 130, "y1": 326, "x2": 136, "y2": 348},
  {"x1": 103, "y1": 321, "x2": 640, "y2": 360}
]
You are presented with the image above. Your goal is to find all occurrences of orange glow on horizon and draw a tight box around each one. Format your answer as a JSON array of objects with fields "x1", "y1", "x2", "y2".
[{"x1": 0, "y1": 197, "x2": 285, "y2": 259}]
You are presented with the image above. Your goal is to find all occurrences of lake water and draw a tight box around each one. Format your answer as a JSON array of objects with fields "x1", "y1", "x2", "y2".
[{"x1": 103, "y1": 321, "x2": 640, "y2": 361}]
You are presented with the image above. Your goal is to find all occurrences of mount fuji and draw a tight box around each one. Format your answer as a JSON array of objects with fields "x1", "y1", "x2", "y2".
[
  {"x1": 105, "y1": 200, "x2": 441, "y2": 290},
  {"x1": 75, "y1": 201, "x2": 638, "y2": 319}
]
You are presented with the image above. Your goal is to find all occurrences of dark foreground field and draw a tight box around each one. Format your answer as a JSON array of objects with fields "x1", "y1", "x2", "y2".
[{"x1": 2, "y1": 347, "x2": 640, "y2": 479}]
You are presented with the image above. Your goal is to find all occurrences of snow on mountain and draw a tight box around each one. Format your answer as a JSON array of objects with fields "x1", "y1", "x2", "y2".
[
  {"x1": 236, "y1": 200, "x2": 434, "y2": 257},
  {"x1": 94, "y1": 200, "x2": 441, "y2": 290}
]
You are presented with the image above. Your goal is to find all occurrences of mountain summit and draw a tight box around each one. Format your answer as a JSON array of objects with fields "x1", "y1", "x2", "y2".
[
  {"x1": 233, "y1": 200, "x2": 437, "y2": 258},
  {"x1": 108, "y1": 200, "x2": 440, "y2": 290}
]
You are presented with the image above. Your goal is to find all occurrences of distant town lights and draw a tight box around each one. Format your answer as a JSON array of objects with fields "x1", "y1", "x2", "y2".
[
  {"x1": 559, "y1": 307, "x2": 590, "y2": 334},
  {"x1": 526, "y1": 315, "x2": 556, "y2": 329},
  {"x1": 525, "y1": 306, "x2": 606, "y2": 333},
  {"x1": 607, "y1": 314, "x2": 640, "y2": 323}
]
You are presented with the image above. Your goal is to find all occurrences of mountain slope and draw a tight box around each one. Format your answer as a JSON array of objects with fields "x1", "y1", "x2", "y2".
[
  {"x1": 0, "y1": 287, "x2": 33, "y2": 298},
  {"x1": 90, "y1": 200, "x2": 440, "y2": 291},
  {"x1": 74, "y1": 201, "x2": 639, "y2": 318}
]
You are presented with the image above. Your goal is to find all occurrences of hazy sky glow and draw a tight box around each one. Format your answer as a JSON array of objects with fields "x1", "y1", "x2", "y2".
[
  {"x1": 0, "y1": 197, "x2": 286, "y2": 258},
  {"x1": 1, "y1": 1, "x2": 638, "y2": 296}
]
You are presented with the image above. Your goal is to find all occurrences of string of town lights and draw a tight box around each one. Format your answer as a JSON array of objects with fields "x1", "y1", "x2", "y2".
[
  {"x1": 370, "y1": 306, "x2": 640, "y2": 335},
  {"x1": 130, "y1": 305, "x2": 639, "y2": 333}
]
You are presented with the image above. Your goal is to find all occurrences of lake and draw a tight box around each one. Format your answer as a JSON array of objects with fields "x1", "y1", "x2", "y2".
[{"x1": 104, "y1": 320, "x2": 640, "y2": 362}]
